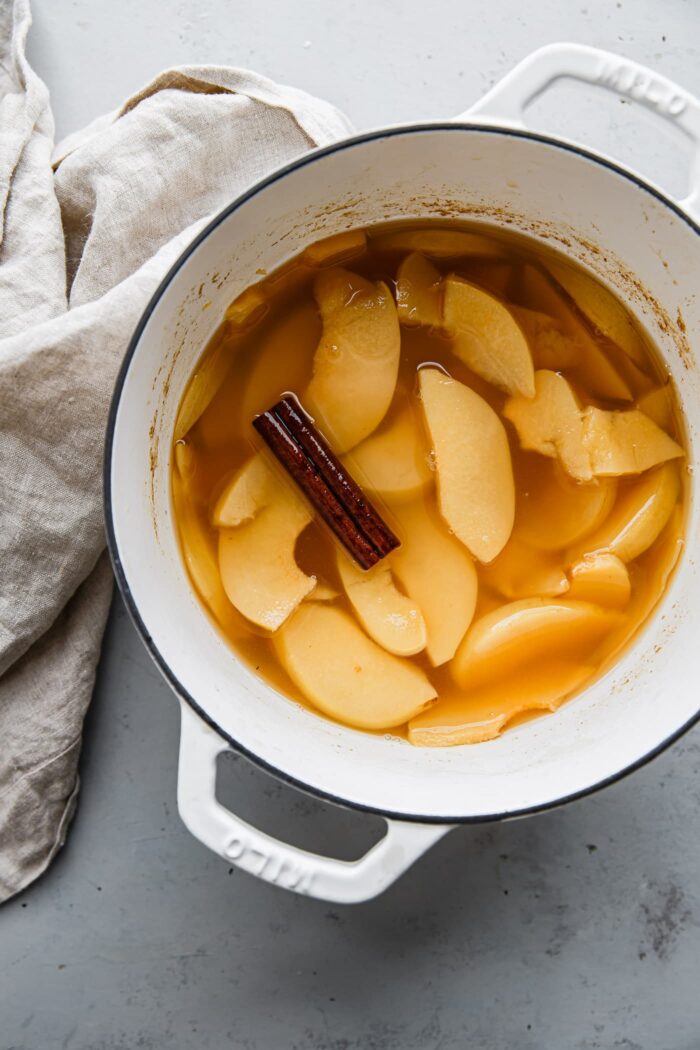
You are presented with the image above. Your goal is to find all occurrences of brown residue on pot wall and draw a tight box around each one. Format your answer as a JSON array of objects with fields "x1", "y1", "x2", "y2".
[
  {"x1": 149, "y1": 432, "x2": 158, "y2": 479},
  {"x1": 149, "y1": 322, "x2": 187, "y2": 542},
  {"x1": 149, "y1": 415, "x2": 159, "y2": 540},
  {"x1": 149, "y1": 267, "x2": 235, "y2": 542},
  {"x1": 257, "y1": 189, "x2": 696, "y2": 382},
  {"x1": 148, "y1": 187, "x2": 696, "y2": 573},
  {"x1": 399, "y1": 194, "x2": 696, "y2": 376},
  {"x1": 414, "y1": 195, "x2": 686, "y2": 368}
]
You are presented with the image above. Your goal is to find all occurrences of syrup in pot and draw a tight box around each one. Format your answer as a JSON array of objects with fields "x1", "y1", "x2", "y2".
[{"x1": 171, "y1": 222, "x2": 686, "y2": 745}]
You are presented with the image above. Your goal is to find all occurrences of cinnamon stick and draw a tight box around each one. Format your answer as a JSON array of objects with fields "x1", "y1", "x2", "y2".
[
  {"x1": 273, "y1": 396, "x2": 398, "y2": 558},
  {"x1": 253, "y1": 399, "x2": 400, "y2": 570}
]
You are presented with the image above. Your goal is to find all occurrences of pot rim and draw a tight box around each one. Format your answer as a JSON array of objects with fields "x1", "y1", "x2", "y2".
[{"x1": 104, "y1": 121, "x2": 700, "y2": 825}]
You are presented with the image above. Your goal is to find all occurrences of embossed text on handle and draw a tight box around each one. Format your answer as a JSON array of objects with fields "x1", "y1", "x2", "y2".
[
  {"x1": 596, "y1": 59, "x2": 687, "y2": 118},
  {"x1": 224, "y1": 835, "x2": 316, "y2": 894}
]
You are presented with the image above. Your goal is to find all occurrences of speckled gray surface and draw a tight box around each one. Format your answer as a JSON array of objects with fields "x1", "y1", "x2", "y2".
[{"x1": 3, "y1": 2, "x2": 700, "y2": 1048}]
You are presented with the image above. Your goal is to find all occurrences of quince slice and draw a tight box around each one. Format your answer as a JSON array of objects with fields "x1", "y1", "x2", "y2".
[
  {"x1": 345, "y1": 407, "x2": 432, "y2": 504},
  {"x1": 515, "y1": 456, "x2": 617, "y2": 551},
  {"x1": 504, "y1": 370, "x2": 592, "y2": 481},
  {"x1": 302, "y1": 229, "x2": 366, "y2": 267},
  {"x1": 337, "y1": 554, "x2": 427, "y2": 656},
  {"x1": 519, "y1": 265, "x2": 632, "y2": 401},
  {"x1": 480, "y1": 535, "x2": 569, "y2": 600},
  {"x1": 275, "y1": 604, "x2": 436, "y2": 730},
  {"x1": 395, "y1": 252, "x2": 443, "y2": 328},
  {"x1": 452, "y1": 598, "x2": 623, "y2": 688},
  {"x1": 419, "y1": 368, "x2": 515, "y2": 562},
  {"x1": 581, "y1": 406, "x2": 683, "y2": 476},
  {"x1": 372, "y1": 227, "x2": 504, "y2": 257},
  {"x1": 567, "y1": 462, "x2": 680, "y2": 563},
  {"x1": 546, "y1": 259, "x2": 647, "y2": 368},
  {"x1": 443, "y1": 275, "x2": 535, "y2": 397},
  {"x1": 408, "y1": 661, "x2": 595, "y2": 746},
  {"x1": 391, "y1": 500, "x2": 478, "y2": 666},
  {"x1": 305, "y1": 268, "x2": 400, "y2": 452},
  {"x1": 567, "y1": 553, "x2": 631, "y2": 608}
]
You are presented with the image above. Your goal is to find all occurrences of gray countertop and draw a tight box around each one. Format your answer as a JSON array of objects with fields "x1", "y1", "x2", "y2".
[{"x1": 3, "y1": 2, "x2": 700, "y2": 1048}]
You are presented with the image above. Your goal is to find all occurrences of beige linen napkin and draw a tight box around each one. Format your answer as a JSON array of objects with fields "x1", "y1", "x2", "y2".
[{"x1": 0, "y1": 0, "x2": 354, "y2": 902}]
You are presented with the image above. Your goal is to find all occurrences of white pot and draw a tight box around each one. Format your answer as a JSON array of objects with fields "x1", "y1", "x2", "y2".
[{"x1": 106, "y1": 43, "x2": 700, "y2": 903}]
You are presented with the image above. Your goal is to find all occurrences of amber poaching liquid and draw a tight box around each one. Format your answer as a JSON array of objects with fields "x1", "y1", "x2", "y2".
[{"x1": 171, "y1": 221, "x2": 687, "y2": 747}]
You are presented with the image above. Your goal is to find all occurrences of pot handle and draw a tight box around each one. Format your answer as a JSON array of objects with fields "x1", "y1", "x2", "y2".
[
  {"x1": 458, "y1": 42, "x2": 700, "y2": 217},
  {"x1": 177, "y1": 700, "x2": 452, "y2": 904}
]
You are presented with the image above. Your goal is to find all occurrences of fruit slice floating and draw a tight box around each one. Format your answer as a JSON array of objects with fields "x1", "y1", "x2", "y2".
[
  {"x1": 275, "y1": 603, "x2": 436, "y2": 730},
  {"x1": 464, "y1": 259, "x2": 514, "y2": 299},
  {"x1": 344, "y1": 407, "x2": 432, "y2": 504},
  {"x1": 624, "y1": 505, "x2": 684, "y2": 626},
  {"x1": 240, "y1": 301, "x2": 320, "y2": 422},
  {"x1": 452, "y1": 598, "x2": 623, "y2": 689},
  {"x1": 408, "y1": 661, "x2": 595, "y2": 746},
  {"x1": 172, "y1": 473, "x2": 233, "y2": 625},
  {"x1": 301, "y1": 229, "x2": 366, "y2": 267},
  {"x1": 308, "y1": 582, "x2": 340, "y2": 602},
  {"x1": 225, "y1": 285, "x2": 268, "y2": 330},
  {"x1": 567, "y1": 462, "x2": 680, "y2": 564},
  {"x1": 391, "y1": 500, "x2": 478, "y2": 666},
  {"x1": 218, "y1": 486, "x2": 314, "y2": 631},
  {"x1": 506, "y1": 372, "x2": 683, "y2": 481},
  {"x1": 581, "y1": 406, "x2": 683, "y2": 476},
  {"x1": 395, "y1": 252, "x2": 443, "y2": 328},
  {"x1": 174, "y1": 439, "x2": 197, "y2": 481},
  {"x1": 519, "y1": 264, "x2": 632, "y2": 401},
  {"x1": 567, "y1": 553, "x2": 631, "y2": 608},
  {"x1": 336, "y1": 554, "x2": 427, "y2": 656},
  {"x1": 511, "y1": 306, "x2": 581, "y2": 369},
  {"x1": 371, "y1": 227, "x2": 504, "y2": 257},
  {"x1": 419, "y1": 367, "x2": 515, "y2": 562},
  {"x1": 504, "y1": 369, "x2": 592, "y2": 482},
  {"x1": 443, "y1": 275, "x2": 535, "y2": 397},
  {"x1": 305, "y1": 268, "x2": 400, "y2": 452},
  {"x1": 480, "y1": 534, "x2": 569, "y2": 600},
  {"x1": 213, "y1": 454, "x2": 274, "y2": 527},
  {"x1": 546, "y1": 259, "x2": 647, "y2": 368},
  {"x1": 637, "y1": 385, "x2": 673, "y2": 430},
  {"x1": 174, "y1": 340, "x2": 234, "y2": 441},
  {"x1": 515, "y1": 455, "x2": 617, "y2": 551}
]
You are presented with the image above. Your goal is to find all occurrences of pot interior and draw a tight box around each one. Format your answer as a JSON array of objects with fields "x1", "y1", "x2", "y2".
[{"x1": 108, "y1": 126, "x2": 699, "y2": 821}]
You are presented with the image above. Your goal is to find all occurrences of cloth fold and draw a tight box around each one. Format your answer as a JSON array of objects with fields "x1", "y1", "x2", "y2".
[{"x1": 0, "y1": 0, "x2": 354, "y2": 902}]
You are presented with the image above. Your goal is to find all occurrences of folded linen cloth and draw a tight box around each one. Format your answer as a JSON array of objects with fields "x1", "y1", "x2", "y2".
[{"x1": 0, "y1": 0, "x2": 354, "y2": 901}]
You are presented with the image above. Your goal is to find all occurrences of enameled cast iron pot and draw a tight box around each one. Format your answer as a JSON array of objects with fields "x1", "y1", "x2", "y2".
[{"x1": 105, "y1": 44, "x2": 700, "y2": 903}]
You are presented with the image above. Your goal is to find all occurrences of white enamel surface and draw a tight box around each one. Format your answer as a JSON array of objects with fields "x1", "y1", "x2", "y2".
[
  {"x1": 109, "y1": 48, "x2": 700, "y2": 839},
  {"x1": 178, "y1": 701, "x2": 451, "y2": 903},
  {"x1": 465, "y1": 42, "x2": 700, "y2": 219}
]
